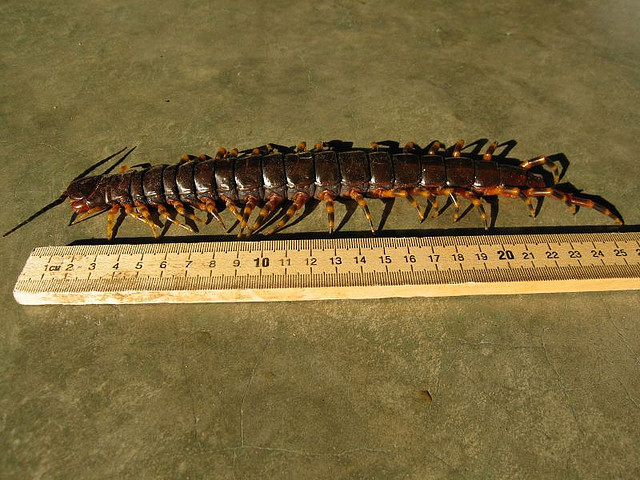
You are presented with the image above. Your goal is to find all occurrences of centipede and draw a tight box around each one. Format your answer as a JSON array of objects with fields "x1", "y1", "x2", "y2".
[{"x1": 3, "y1": 139, "x2": 624, "y2": 240}]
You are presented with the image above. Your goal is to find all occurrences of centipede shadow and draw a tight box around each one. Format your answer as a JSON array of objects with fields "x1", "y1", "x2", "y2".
[{"x1": 67, "y1": 223, "x2": 637, "y2": 246}]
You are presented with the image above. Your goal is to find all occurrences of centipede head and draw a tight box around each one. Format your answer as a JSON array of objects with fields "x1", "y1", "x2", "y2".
[
  {"x1": 3, "y1": 147, "x2": 131, "y2": 237},
  {"x1": 66, "y1": 175, "x2": 103, "y2": 212}
]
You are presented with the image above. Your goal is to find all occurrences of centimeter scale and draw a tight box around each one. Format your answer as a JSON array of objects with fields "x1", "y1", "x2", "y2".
[{"x1": 13, "y1": 232, "x2": 640, "y2": 305}]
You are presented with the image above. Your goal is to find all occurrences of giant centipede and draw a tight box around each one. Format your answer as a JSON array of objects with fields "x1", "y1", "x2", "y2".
[{"x1": 3, "y1": 139, "x2": 624, "y2": 240}]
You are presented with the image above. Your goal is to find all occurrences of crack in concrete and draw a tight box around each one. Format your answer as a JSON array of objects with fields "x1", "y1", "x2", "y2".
[
  {"x1": 540, "y1": 333, "x2": 584, "y2": 437},
  {"x1": 227, "y1": 336, "x2": 391, "y2": 474},
  {"x1": 459, "y1": 371, "x2": 553, "y2": 442},
  {"x1": 451, "y1": 338, "x2": 544, "y2": 350},
  {"x1": 219, "y1": 444, "x2": 390, "y2": 458},
  {"x1": 618, "y1": 379, "x2": 640, "y2": 410},
  {"x1": 180, "y1": 340, "x2": 200, "y2": 446},
  {"x1": 602, "y1": 298, "x2": 640, "y2": 365},
  {"x1": 426, "y1": 450, "x2": 469, "y2": 480},
  {"x1": 239, "y1": 337, "x2": 272, "y2": 447}
]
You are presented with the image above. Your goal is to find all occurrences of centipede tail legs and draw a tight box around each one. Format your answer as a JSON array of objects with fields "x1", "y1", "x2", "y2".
[{"x1": 523, "y1": 188, "x2": 623, "y2": 225}]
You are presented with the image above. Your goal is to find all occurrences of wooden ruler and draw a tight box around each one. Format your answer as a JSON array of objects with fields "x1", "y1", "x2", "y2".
[{"x1": 13, "y1": 232, "x2": 640, "y2": 305}]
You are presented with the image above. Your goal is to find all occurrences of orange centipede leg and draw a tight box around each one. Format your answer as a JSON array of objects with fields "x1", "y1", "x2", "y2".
[
  {"x1": 349, "y1": 190, "x2": 376, "y2": 233},
  {"x1": 238, "y1": 197, "x2": 258, "y2": 237},
  {"x1": 106, "y1": 204, "x2": 121, "y2": 240},
  {"x1": 223, "y1": 198, "x2": 244, "y2": 226},
  {"x1": 412, "y1": 189, "x2": 439, "y2": 216},
  {"x1": 482, "y1": 141, "x2": 499, "y2": 162},
  {"x1": 519, "y1": 156, "x2": 560, "y2": 184},
  {"x1": 459, "y1": 191, "x2": 488, "y2": 230},
  {"x1": 249, "y1": 195, "x2": 283, "y2": 233},
  {"x1": 70, "y1": 206, "x2": 109, "y2": 225},
  {"x1": 123, "y1": 203, "x2": 159, "y2": 237},
  {"x1": 156, "y1": 203, "x2": 195, "y2": 233},
  {"x1": 168, "y1": 200, "x2": 205, "y2": 223},
  {"x1": 378, "y1": 189, "x2": 424, "y2": 221},
  {"x1": 482, "y1": 186, "x2": 536, "y2": 218},
  {"x1": 523, "y1": 188, "x2": 623, "y2": 225},
  {"x1": 200, "y1": 198, "x2": 226, "y2": 229},
  {"x1": 320, "y1": 192, "x2": 336, "y2": 234},
  {"x1": 267, "y1": 192, "x2": 309, "y2": 234}
]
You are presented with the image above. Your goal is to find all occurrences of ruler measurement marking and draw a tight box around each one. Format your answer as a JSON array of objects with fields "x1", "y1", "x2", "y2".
[{"x1": 13, "y1": 233, "x2": 640, "y2": 304}]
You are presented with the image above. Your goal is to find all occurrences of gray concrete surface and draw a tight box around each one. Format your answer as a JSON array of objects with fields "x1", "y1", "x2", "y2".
[{"x1": 1, "y1": 0, "x2": 639, "y2": 478}]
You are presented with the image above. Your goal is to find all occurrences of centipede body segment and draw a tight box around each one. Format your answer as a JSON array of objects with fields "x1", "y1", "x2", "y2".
[{"x1": 3, "y1": 140, "x2": 624, "y2": 240}]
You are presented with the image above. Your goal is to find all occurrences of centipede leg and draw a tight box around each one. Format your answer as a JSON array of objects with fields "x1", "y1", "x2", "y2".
[
  {"x1": 418, "y1": 190, "x2": 439, "y2": 217},
  {"x1": 156, "y1": 204, "x2": 195, "y2": 233},
  {"x1": 519, "y1": 192, "x2": 536, "y2": 217},
  {"x1": 459, "y1": 191, "x2": 488, "y2": 229},
  {"x1": 452, "y1": 140, "x2": 464, "y2": 157},
  {"x1": 566, "y1": 196, "x2": 624, "y2": 225},
  {"x1": 449, "y1": 192, "x2": 461, "y2": 222},
  {"x1": 250, "y1": 195, "x2": 283, "y2": 234},
  {"x1": 123, "y1": 204, "x2": 159, "y2": 238},
  {"x1": 418, "y1": 191, "x2": 440, "y2": 217},
  {"x1": 528, "y1": 187, "x2": 575, "y2": 213},
  {"x1": 349, "y1": 190, "x2": 376, "y2": 233},
  {"x1": 482, "y1": 186, "x2": 537, "y2": 218},
  {"x1": 223, "y1": 198, "x2": 244, "y2": 226},
  {"x1": 321, "y1": 193, "x2": 336, "y2": 234},
  {"x1": 519, "y1": 156, "x2": 560, "y2": 184},
  {"x1": 430, "y1": 188, "x2": 459, "y2": 221},
  {"x1": 168, "y1": 200, "x2": 206, "y2": 224},
  {"x1": 267, "y1": 192, "x2": 309, "y2": 234},
  {"x1": 135, "y1": 203, "x2": 164, "y2": 230},
  {"x1": 238, "y1": 197, "x2": 258, "y2": 237},
  {"x1": 417, "y1": 188, "x2": 445, "y2": 218},
  {"x1": 378, "y1": 190, "x2": 424, "y2": 221},
  {"x1": 106, "y1": 204, "x2": 121, "y2": 241},
  {"x1": 482, "y1": 141, "x2": 499, "y2": 162},
  {"x1": 201, "y1": 198, "x2": 226, "y2": 229},
  {"x1": 523, "y1": 188, "x2": 623, "y2": 224},
  {"x1": 70, "y1": 206, "x2": 109, "y2": 225},
  {"x1": 426, "y1": 141, "x2": 444, "y2": 155}
]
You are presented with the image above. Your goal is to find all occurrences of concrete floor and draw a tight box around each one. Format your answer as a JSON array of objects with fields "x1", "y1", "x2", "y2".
[{"x1": 1, "y1": 0, "x2": 639, "y2": 478}]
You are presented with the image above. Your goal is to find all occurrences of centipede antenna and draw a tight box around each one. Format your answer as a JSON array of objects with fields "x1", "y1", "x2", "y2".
[
  {"x1": 3, "y1": 194, "x2": 68, "y2": 237},
  {"x1": 3, "y1": 147, "x2": 131, "y2": 237}
]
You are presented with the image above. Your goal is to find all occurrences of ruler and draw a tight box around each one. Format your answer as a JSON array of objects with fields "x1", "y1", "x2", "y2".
[{"x1": 13, "y1": 232, "x2": 640, "y2": 305}]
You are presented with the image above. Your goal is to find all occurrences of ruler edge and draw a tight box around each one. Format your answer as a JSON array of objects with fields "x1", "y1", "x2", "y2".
[
  {"x1": 13, "y1": 278, "x2": 640, "y2": 305},
  {"x1": 13, "y1": 232, "x2": 640, "y2": 305},
  {"x1": 26, "y1": 231, "x2": 640, "y2": 258}
]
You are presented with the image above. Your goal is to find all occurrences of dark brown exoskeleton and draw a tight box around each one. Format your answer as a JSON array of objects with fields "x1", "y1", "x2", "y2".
[{"x1": 3, "y1": 140, "x2": 624, "y2": 240}]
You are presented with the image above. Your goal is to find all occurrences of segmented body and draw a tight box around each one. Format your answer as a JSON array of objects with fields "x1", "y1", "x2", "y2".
[{"x1": 57, "y1": 140, "x2": 623, "y2": 239}]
